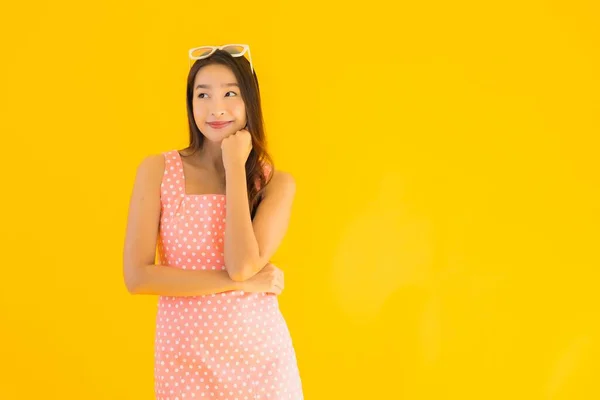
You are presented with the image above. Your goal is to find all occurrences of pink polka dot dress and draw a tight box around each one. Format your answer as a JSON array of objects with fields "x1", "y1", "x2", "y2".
[{"x1": 153, "y1": 150, "x2": 304, "y2": 400}]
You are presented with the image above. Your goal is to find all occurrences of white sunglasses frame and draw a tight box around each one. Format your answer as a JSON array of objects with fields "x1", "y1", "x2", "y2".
[{"x1": 188, "y1": 44, "x2": 254, "y2": 74}]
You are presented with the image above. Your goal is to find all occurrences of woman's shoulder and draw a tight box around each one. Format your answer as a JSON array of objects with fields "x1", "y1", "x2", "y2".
[
  {"x1": 133, "y1": 150, "x2": 176, "y2": 186},
  {"x1": 137, "y1": 151, "x2": 169, "y2": 170},
  {"x1": 264, "y1": 166, "x2": 296, "y2": 196}
]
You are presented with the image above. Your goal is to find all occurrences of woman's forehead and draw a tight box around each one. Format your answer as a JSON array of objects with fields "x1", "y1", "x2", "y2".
[{"x1": 194, "y1": 64, "x2": 238, "y2": 85}]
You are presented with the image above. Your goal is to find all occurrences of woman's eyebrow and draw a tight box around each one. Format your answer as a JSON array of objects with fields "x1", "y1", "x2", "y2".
[{"x1": 195, "y1": 83, "x2": 239, "y2": 90}]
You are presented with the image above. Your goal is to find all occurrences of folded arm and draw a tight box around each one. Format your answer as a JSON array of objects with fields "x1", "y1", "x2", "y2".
[{"x1": 223, "y1": 163, "x2": 296, "y2": 282}]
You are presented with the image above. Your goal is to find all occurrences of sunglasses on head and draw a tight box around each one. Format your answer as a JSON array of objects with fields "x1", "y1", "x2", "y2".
[{"x1": 188, "y1": 44, "x2": 254, "y2": 74}]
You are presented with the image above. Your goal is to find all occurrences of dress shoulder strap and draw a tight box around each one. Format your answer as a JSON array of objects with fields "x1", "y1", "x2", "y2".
[{"x1": 160, "y1": 150, "x2": 185, "y2": 219}]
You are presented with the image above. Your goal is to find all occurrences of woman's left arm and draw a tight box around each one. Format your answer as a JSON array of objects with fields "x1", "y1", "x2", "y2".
[{"x1": 224, "y1": 164, "x2": 296, "y2": 282}]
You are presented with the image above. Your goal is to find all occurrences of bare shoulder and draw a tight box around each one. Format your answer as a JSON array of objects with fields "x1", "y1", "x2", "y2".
[
  {"x1": 133, "y1": 153, "x2": 166, "y2": 187},
  {"x1": 137, "y1": 153, "x2": 165, "y2": 175},
  {"x1": 265, "y1": 168, "x2": 296, "y2": 197}
]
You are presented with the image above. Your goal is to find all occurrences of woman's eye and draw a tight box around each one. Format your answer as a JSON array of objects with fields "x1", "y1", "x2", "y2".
[{"x1": 197, "y1": 92, "x2": 237, "y2": 99}]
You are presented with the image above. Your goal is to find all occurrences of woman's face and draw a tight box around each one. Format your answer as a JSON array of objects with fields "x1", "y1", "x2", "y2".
[{"x1": 192, "y1": 64, "x2": 247, "y2": 142}]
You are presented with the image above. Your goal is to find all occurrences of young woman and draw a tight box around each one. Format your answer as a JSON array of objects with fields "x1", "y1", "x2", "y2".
[{"x1": 123, "y1": 44, "x2": 304, "y2": 400}]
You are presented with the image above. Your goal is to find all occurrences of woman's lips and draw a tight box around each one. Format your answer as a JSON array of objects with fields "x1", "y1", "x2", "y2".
[{"x1": 207, "y1": 121, "x2": 232, "y2": 129}]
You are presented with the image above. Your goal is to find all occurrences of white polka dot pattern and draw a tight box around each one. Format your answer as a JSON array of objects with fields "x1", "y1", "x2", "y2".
[{"x1": 154, "y1": 150, "x2": 303, "y2": 399}]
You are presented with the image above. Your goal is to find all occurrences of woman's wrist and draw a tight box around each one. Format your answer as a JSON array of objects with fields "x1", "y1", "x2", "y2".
[{"x1": 224, "y1": 160, "x2": 246, "y2": 174}]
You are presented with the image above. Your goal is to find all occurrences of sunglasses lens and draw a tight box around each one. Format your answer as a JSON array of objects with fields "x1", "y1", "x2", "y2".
[
  {"x1": 222, "y1": 45, "x2": 246, "y2": 56},
  {"x1": 190, "y1": 47, "x2": 214, "y2": 58}
]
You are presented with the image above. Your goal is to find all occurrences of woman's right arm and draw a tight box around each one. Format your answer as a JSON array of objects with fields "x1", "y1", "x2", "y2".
[{"x1": 122, "y1": 154, "x2": 243, "y2": 296}]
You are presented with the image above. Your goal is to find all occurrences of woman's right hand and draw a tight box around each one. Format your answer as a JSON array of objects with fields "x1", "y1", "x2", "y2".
[{"x1": 241, "y1": 263, "x2": 284, "y2": 295}]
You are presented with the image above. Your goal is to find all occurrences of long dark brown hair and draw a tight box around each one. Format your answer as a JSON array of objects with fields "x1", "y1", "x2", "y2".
[{"x1": 184, "y1": 49, "x2": 274, "y2": 219}]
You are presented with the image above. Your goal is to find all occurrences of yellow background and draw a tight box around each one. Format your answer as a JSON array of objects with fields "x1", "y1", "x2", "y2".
[{"x1": 1, "y1": 0, "x2": 599, "y2": 399}]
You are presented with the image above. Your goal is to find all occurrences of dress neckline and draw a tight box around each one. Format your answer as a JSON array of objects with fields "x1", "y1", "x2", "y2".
[{"x1": 175, "y1": 150, "x2": 226, "y2": 198}]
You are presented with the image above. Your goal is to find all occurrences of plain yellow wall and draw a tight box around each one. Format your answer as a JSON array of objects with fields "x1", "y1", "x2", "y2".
[{"x1": 1, "y1": 0, "x2": 599, "y2": 399}]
